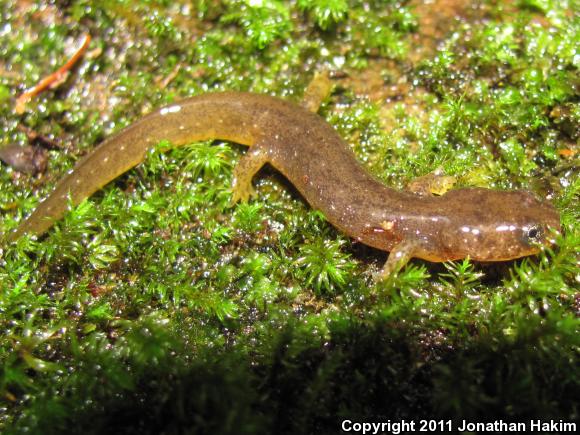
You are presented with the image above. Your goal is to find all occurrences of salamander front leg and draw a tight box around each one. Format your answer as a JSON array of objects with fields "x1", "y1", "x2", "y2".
[
  {"x1": 406, "y1": 167, "x2": 456, "y2": 196},
  {"x1": 231, "y1": 145, "x2": 270, "y2": 204},
  {"x1": 376, "y1": 240, "x2": 419, "y2": 281}
]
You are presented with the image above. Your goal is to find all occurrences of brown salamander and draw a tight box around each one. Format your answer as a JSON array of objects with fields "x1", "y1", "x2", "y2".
[{"x1": 8, "y1": 90, "x2": 560, "y2": 278}]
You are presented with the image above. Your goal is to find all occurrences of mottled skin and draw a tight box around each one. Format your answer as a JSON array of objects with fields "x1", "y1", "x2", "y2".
[{"x1": 8, "y1": 92, "x2": 560, "y2": 277}]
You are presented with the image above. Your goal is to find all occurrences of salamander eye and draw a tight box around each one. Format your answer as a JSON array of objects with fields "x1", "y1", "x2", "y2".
[{"x1": 524, "y1": 225, "x2": 542, "y2": 244}]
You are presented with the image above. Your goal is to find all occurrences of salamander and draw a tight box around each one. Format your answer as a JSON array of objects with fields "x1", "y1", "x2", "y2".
[{"x1": 7, "y1": 87, "x2": 561, "y2": 278}]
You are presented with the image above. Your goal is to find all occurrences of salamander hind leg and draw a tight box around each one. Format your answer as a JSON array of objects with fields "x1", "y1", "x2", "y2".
[
  {"x1": 301, "y1": 71, "x2": 332, "y2": 113},
  {"x1": 231, "y1": 144, "x2": 270, "y2": 204}
]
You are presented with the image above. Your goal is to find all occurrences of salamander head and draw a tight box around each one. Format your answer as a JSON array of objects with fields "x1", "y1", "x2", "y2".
[{"x1": 440, "y1": 189, "x2": 561, "y2": 262}]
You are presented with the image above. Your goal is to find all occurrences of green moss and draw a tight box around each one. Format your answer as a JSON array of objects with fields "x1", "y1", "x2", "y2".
[
  {"x1": 223, "y1": 0, "x2": 293, "y2": 50},
  {"x1": 297, "y1": 0, "x2": 348, "y2": 30},
  {"x1": 296, "y1": 237, "x2": 356, "y2": 294},
  {"x1": 0, "y1": 0, "x2": 578, "y2": 432}
]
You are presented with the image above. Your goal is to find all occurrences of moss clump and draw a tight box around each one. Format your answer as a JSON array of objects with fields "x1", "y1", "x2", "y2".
[{"x1": 5, "y1": 316, "x2": 578, "y2": 434}]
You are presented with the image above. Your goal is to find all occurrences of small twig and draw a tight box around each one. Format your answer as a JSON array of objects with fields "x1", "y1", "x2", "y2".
[
  {"x1": 15, "y1": 33, "x2": 92, "y2": 115},
  {"x1": 557, "y1": 148, "x2": 577, "y2": 158},
  {"x1": 16, "y1": 124, "x2": 61, "y2": 150},
  {"x1": 156, "y1": 63, "x2": 182, "y2": 89}
]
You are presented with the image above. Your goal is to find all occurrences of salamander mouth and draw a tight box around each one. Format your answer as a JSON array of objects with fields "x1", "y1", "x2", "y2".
[
  {"x1": 466, "y1": 240, "x2": 543, "y2": 262},
  {"x1": 477, "y1": 254, "x2": 537, "y2": 262}
]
